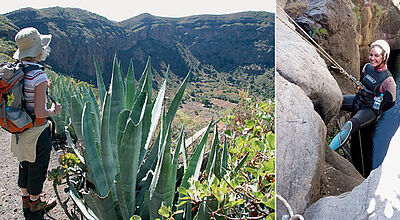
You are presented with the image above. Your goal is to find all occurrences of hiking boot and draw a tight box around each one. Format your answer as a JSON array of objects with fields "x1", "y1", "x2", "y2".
[
  {"x1": 22, "y1": 196, "x2": 30, "y2": 209},
  {"x1": 29, "y1": 196, "x2": 57, "y2": 212},
  {"x1": 23, "y1": 196, "x2": 30, "y2": 214}
]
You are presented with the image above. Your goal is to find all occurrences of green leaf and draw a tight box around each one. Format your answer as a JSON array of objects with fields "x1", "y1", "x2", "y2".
[
  {"x1": 69, "y1": 183, "x2": 99, "y2": 220},
  {"x1": 70, "y1": 95, "x2": 83, "y2": 140},
  {"x1": 233, "y1": 152, "x2": 249, "y2": 175},
  {"x1": 109, "y1": 55, "x2": 125, "y2": 157},
  {"x1": 158, "y1": 205, "x2": 170, "y2": 218},
  {"x1": 115, "y1": 173, "x2": 129, "y2": 220},
  {"x1": 138, "y1": 57, "x2": 152, "y2": 102},
  {"x1": 136, "y1": 134, "x2": 160, "y2": 182},
  {"x1": 267, "y1": 212, "x2": 275, "y2": 220},
  {"x1": 89, "y1": 190, "x2": 119, "y2": 220},
  {"x1": 220, "y1": 138, "x2": 228, "y2": 177},
  {"x1": 245, "y1": 120, "x2": 255, "y2": 129},
  {"x1": 263, "y1": 197, "x2": 275, "y2": 210},
  {"x1": 99, "y1": 92, "x2": 116, "y2": 190},
  {"x1": 116, "y1": 109, "x2": 131, "y2": 154},
  {"x1": 228, "y1": 199, "x2": 244, "y2": 208},
  {"x1": 165, "y1": 71, "x2": 190, "y2": 126},
  {"x1": 149, "y1": 113, "x2": 175, "y2": 219},
  {"x1": 94, "y1": 56, "x2": 106, "y2": 106},
  {"x1": 264, "y1": 157, "x2": 275, "y2": 173},
  {"x1": 266, "y1": 131, "x2": 275, "y2": 151},
  {"x1": 139, "y1": 68, "x2": 167, "y2": 164},
  {"x1": 118, "y1": 93, "x2": 146, "y2": 216},
  {"x1": 224, "y1": 129, "x2": 233, "y2": 138},
  {"x1": 82, "y1": 102, "x2": 108, "y2": 196},
  {"x1": 126, "y1": 59, "x2": 136, "y2": 110},
  {"x1": 205, "y1": 124, "x2": 219, "y2": 179},
  {"x1": 130, "y1": 215, "x2": 142, "y2": 220},
  {"x1": 180, "y1": 120, "x2": 213, "y2": 189}
]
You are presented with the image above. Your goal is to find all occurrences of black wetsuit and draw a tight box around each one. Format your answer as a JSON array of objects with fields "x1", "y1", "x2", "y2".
[{"x1": 343, "y1": 63, "x2": 396, "y2": 176}]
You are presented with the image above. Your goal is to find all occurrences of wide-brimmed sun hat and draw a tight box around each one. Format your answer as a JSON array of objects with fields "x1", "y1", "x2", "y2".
[{"x1": 13, "y1": 27, "x2": 52, "y2": 60}]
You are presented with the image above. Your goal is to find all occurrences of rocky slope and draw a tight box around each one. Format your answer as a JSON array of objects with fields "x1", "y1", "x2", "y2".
[{"x1": 3, "y1": 7, "x2": 274, "y2": 100}]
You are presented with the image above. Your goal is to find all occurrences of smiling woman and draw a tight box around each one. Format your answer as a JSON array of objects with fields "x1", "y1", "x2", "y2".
[{"x1": 328, "y1": 40, "x2": 397, "y2": 176}]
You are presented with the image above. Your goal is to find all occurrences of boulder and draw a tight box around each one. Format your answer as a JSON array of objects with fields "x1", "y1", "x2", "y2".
[
  {"x1": 304, "y1": 126, "x2": 400, "y2": 219},
  {"x1": 283, "y1": 0, "x2": 360, "y2": 95},
  {"x1": 276, "y1": 8, "x2": 342, "y2": 123},
  {"x1": 322, "y1": 143, "x2": 364, "y2": 197},
  {"x1": 276, "y1": 72, "x2": 326, "y2": 219}
]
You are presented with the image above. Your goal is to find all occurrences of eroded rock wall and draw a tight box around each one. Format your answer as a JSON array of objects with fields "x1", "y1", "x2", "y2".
[{"x1": 276, "y1": 8, "x2": 364, "y2": 218}]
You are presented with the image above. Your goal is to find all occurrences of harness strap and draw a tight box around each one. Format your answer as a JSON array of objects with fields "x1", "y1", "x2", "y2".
[
  {"x1": 22, "y1": 63, "x2": 47, "y2": 127},
  {"x1": 2, "y1": 97, "x2": 7, "y2": 130}
]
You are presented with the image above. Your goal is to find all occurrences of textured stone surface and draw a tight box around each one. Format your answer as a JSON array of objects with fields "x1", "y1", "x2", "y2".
[
  {"x1": 276, "y1": 5, "x2": 364, "y2": 219},
  {"x1": 283, "y1": 0, "x2": 359, "y2": 95},
  {"x1": 322, "y1": 143, "x2": 364, "y2": 197},
  {"x1": 304, "y1": 126, "x2": 400, "y2": 219},
  {"x1": 276, "y1": 8, "x2": 342, "y2": 123},
  {"x1": 276, "y1": 72, "x2": 326, "y2": 219},
  {"x1": 357, "y1": 1, "x2": 400, "y2": 63}
]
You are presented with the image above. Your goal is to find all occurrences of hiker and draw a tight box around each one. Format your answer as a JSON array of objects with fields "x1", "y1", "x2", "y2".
[
  {"x1": 329, "y1": 40, "x2": 396, "y2": 153},
  {"x1": 10, "y1": 27, "x2": 62, "y2": 214}
]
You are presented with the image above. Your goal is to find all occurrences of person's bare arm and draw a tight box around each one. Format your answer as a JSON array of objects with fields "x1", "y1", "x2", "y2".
[{"x1": 34, "y1": 81, "x2": 61, "y2": 118}]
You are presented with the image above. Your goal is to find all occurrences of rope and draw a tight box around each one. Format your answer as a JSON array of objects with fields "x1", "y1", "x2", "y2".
[
  {"x1": 276, "y1": 5, "x2": 364, "y2": 91},
  {"x1": 276, "y1": 194, "x2": 305, "y2": 220},
  {"x1": 358, "y1": 130, "x2": 366, "y2": 177}
]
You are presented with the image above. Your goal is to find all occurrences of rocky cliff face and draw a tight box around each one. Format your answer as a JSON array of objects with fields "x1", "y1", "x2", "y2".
[
  {"x1": 283, "y1": 0, "x2": 359, "y2": 94},
  {"x1": 356, "y1": 0, "x2": 400, "y2": 63},
  {"x1": 277, "y1": 0, "x2": 400, "y2": 219},
  {"x1": 3, "y1": 7, "x2": 273, "y2": 87},
  {"x1": 281, "y1": 0, "x2": 400, "y2": 94}
]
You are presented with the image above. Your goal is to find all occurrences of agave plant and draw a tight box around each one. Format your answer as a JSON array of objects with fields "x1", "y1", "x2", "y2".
[
  {"x1": 64, "y1": 56, "x2": 221, "y2": 220},
  {"x1": 47, "y1": 73, "x2": 73, "y2": 136}
]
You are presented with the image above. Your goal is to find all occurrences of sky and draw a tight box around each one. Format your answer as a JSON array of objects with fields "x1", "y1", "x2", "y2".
[{"x1": 1, "y1": 0, "x2": 275, "y2": 22}]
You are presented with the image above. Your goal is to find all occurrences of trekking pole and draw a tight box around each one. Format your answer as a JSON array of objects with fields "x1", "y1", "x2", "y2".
[{"x1": 47, "y1": 94, "x2": 56, "y2": 103}]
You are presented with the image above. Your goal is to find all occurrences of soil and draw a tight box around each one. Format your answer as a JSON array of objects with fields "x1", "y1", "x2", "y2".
[{"x1": 0, "y1": 128, "x2": 70, "y2": 220}]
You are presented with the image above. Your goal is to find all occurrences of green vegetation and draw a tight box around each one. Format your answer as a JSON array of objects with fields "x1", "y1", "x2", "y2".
[
  {"x1": 0, "y1": 38, "x2": 16, "y2": 63},
  {"x1": 372, "y1": 2, "x2": 383, "y2": 23},
  {"x1": 311, "y1": 26, "x2": 328, "y2": 38},
  {"x1": 353, "y1": 5, "x2": 361, "y2": 21},
  {"x1": 160, "y1": 96, "x2": 275, "y2": 219},
  {"x1": 46, "y1": 57, "x2": 275, "y2": 220}
]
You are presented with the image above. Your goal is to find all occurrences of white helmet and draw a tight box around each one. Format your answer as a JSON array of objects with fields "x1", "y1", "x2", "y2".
[{"x1": 371, "y1": 40, "x2": 390, "y2": 61}]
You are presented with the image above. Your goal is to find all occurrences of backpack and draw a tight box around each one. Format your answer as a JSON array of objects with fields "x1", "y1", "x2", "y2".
[{"x1": 0, "y1": 61, "x2": 43, "y2": 134}]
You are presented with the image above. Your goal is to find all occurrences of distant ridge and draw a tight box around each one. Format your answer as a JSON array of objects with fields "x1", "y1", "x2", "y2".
[{"x1": 1, "y1": 7, "x2": 274, "y2": 99}]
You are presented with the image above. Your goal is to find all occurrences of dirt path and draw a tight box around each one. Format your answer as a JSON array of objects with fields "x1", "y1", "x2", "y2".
[{"x1": 0, "y1": 129, "x2": 69, "y2": 220}]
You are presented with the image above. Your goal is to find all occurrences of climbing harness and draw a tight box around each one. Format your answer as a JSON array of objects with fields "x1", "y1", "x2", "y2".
[
  {"x1": 276, "y1": 5, "x2": 366, "y2": 92},
  {"x1": 276, "y1": 194, "x2": 305, "y2": 220}
]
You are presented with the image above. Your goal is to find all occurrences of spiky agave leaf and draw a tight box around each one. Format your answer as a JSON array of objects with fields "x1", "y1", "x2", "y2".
[{"x1": 94, "y1": 56, "x2": 106, "y2": 106}]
